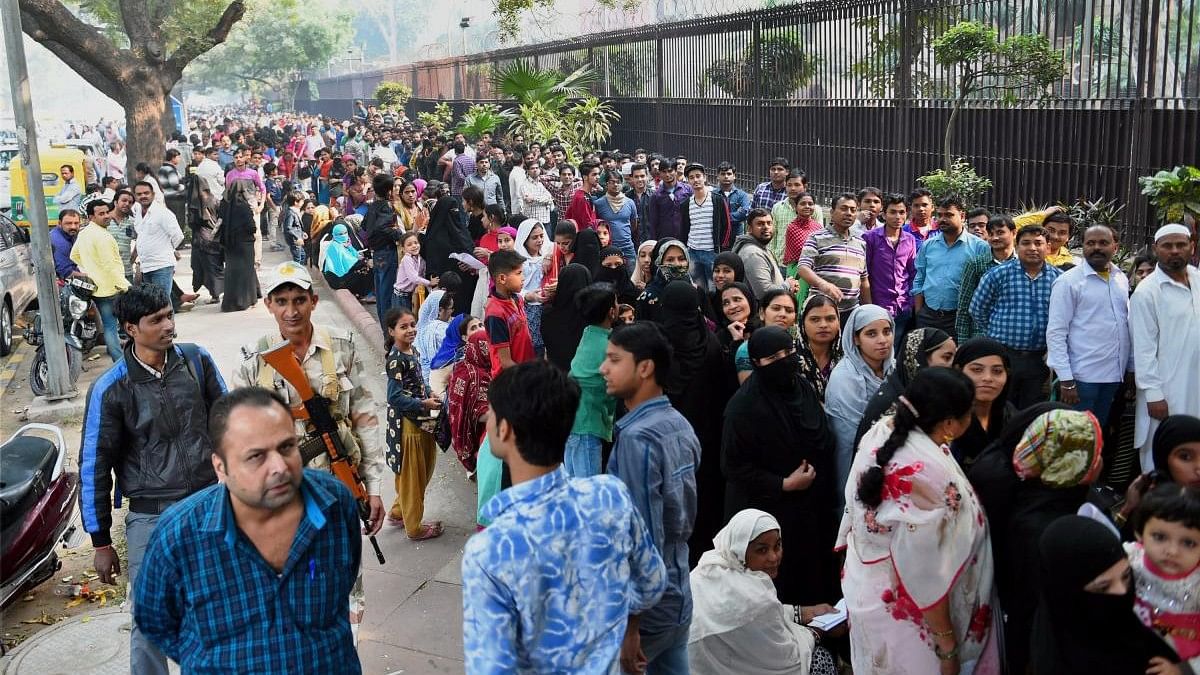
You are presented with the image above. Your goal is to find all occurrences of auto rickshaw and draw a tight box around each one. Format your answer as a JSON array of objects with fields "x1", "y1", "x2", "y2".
[{"x1": 8, "y1": 146, "x2": 90, "y2": 228}]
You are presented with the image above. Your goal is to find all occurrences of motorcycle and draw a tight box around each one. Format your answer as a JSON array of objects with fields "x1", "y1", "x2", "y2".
[
  {"x1": 25, "y1": 276, "x2": 101, "y2": 396},
  {"x1": 0, "y1": 423, "x2": 84, "y2": 611}
]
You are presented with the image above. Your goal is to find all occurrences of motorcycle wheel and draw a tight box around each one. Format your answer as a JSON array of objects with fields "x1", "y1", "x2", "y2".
[{"x1": 30, "y1": 345, "x2": 83, "y2": 396}]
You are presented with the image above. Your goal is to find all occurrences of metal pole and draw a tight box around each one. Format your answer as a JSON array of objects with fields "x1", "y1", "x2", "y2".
[{"x1": 1, "y1": 0, "x2": 76, "y2": 399}]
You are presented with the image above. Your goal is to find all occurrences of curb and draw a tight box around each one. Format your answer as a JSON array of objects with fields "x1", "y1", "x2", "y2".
[{"x1": 330, "y1": 289, "x2": 386, "y2": 358}]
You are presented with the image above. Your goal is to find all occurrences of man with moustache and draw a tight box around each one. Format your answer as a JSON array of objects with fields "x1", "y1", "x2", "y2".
[
  {"x1": 134, "y1": 387, "x2": 363, "y2": 673},
  {"x1": 1130, "y1": 224, "x2": 1200, "y2": 471},
  {"x1": 911, "y1": 195, "x2": 989, "y2": 334},
  {"x1": 233, "y1": 261, "x2": 386, "y2": 641}
]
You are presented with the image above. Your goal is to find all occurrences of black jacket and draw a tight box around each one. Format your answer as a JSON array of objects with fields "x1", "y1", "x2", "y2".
[
  {"x1": 78, "y1": 343, "x2": 225, "y2": 547},
  {"x1": 678, "y1": 190, "x2": 733, "y2": 253},
  {"x1": 362, "y1": 200, "x2": 403, "y2": 252}
]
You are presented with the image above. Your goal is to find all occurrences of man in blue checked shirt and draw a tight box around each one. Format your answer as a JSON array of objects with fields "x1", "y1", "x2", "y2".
[
  {"x1": 134, "y1": 388, "x2": 362, "y2": 674},
  {"x1": 969, "y1": 223, "x2": 1062, "y2": 408},
  {"x1": 462, "y1": 360, "x2": 667, "y2": 674}
]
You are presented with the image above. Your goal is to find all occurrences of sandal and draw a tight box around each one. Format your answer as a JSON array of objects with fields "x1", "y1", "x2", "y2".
[
  {"x1": 386, "y1": 515, "x2": 404, "y2": 528},
  {"x1": 408, "y1": 522, "x2": 444, "y2": 541}
]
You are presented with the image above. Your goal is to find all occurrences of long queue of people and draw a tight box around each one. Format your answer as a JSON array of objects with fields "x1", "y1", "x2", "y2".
[{"x1": 65, "y1": 105, "x2": 1200, "y2": 675}]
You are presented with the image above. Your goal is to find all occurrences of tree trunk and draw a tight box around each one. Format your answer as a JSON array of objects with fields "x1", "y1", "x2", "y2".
[{"x1": 123, "y1": 84, "x2": 170, "y2": 177}]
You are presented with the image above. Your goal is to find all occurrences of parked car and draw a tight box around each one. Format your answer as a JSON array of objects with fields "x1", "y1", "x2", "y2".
[{"x1": 0, "y1": 212, "x2": 37, "y2": 355}]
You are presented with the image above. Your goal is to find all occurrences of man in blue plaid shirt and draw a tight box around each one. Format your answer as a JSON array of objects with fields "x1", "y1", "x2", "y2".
[
  {"x1": 134, "y1": 388, "x2": 362, "y2": 673},
  {"x1": 969, "y1": 223, "x2": 1062, "y2": 408}
]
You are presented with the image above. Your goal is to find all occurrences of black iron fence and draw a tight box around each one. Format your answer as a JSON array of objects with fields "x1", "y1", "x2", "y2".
[{"x1": 297, "y1": 0, "x2": 1200, "y2": 242}]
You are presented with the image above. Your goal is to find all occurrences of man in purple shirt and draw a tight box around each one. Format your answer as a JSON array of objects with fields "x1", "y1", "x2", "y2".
[
  {"x1": 645, "y1": 160, "x2": 691, "y2": 242},
  {"x1": 223, "y1": 149, "x2": 265, "y2": 193},
  {"x1": 51, "y1": 209, "x2": 83, "y2": 279},
  {"x1": 450, "y1": 141, "x2": 476, "y2": 198},
  {"x1": 862, "y1": 194, "x2": 918, "y2": 347}
]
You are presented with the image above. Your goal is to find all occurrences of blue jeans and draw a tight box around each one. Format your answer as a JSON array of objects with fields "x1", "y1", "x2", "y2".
[
  {"x1": 1075, "y1": 381, "x2": 1121, "y2": 427},
  {"x1": 374, "y1": 248, "x2": 399, "y2": 327},
  {"x1": 892, "y1": 307, "x2": 914, "y2": 354},
  {"x1": 141, "y1": 266, "x2": 174, "y2": 302},
  {"x1": 125, "y1": 511, "x2": 168, "y2": 675},
  {"x1": 688, "y1": 248, "x2": 717, "y2": 294},
  {"x1": 564, "y1": 433, "x2": 602, "y2": 477},
  {"x1": 94, "y1": 295, "x2": 122, "y2": 362},
  {"x1": 641, "y1": 622, "x2": 690, "y2": 675}
]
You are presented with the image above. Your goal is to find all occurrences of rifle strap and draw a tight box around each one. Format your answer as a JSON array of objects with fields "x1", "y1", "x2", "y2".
[{"x1": 256, "y1": 328, "x2": 339, "y2": 402}]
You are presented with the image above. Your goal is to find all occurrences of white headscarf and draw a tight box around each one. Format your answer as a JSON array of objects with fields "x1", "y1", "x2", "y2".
[
  {"x1": 515, "y1": 218, "x2": 552, "y2": 259},
  {"x1": 688, "y1": 509, "x2": 816, "y2": 674}
]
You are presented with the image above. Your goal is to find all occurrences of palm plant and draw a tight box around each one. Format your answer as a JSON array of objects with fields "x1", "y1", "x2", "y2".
[
  {"x1": 489, "y1": 61, "x2": 599, "y2": 110},
  {"x1": 564, "y1": 96, "x2": 620, "y2": 150},
  {"x1": 455, "y1": 104, "x2": 514, "y2": 141}
]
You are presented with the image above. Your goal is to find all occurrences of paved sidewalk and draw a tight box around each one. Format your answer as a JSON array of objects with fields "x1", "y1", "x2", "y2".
[{"x1": 1, "y1": 248, "x2": 474, "y2": 674}]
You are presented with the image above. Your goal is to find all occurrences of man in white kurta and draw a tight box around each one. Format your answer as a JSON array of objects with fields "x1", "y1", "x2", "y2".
[{"x1": 1130, "y1": 224, "x2": 1200, "y2": 471}]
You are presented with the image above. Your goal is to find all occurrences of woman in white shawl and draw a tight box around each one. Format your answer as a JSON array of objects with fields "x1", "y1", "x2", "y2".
[
  {"x1": 689, "y1": 509, "x2": 839, "y2": 675},
  {"x1": 415, "y1": 289, "x2": 451, "y2": 387},
  {"x1": 825, "y1": 304, "x2": 894, "y2": 510},
  {"x1": 514, "y1": 218, "x2": 554, "y2": 353}
]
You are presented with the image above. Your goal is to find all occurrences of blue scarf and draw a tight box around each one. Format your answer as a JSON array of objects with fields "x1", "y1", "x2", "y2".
[
  {"x1": 430, "y1": 314, "x2": 467, "y2": 369},
  {"x1": 322, "y1": 224, "x2": 360, "y2": 277}
]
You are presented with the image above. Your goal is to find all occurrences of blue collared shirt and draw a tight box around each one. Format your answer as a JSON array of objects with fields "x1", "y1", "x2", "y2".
[
  {"x1": 720, "y1": 186, "x2": 752, "y2": 234},
  {"x1": 463, "y1": 467, "x2": 667, "y2": 674},
  {"x1": 911, "y1": 231, "x2": 989, "y2": 310},
  {"x1": 751, "y1": 181, "x2": 786, "y2": 210},
  {"x1": 608, "y1": 395, "x2": 699, "y2": 634},
  {"x1": 134, "y1": 470, "x2": 362, "y2": 674},
  {"x1": 970, "y1": 259, "x2": 1062, "y2": 350},
  {"x1": 50, "y1": 226, "x2": 78, "y2": 278}
]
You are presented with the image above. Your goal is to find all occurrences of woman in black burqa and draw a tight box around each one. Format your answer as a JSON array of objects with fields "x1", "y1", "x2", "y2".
[
  {"x1": 539, "y1": 263, "x2": 592, "y2": 371},
  {"x1": 721, "y1": 326, "x2": 839, "y2": 605},
  {"x1": 656, "y1": 280, "x2": 735, "y2": 567},
  {"x1": 218, "y1": 179, "x2": 260, "y2": 312}
]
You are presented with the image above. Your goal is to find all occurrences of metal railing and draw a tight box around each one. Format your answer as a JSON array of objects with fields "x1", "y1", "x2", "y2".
[{"x1": 298, "y1": 0, "x2": 1200, "y2": 242}]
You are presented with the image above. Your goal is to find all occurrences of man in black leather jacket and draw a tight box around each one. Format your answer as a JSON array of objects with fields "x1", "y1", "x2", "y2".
[{"x1": 78, "y1": 284, "x2": 226, "y2": 675}]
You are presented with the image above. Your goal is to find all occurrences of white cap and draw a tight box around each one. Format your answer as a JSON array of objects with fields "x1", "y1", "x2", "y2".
[
  {"x1": 1154, "y1": 223, "x2": 1192, "y2": 242},
  {"x1": 263, "y1": 261, "x2": 313, "y2": 295}
]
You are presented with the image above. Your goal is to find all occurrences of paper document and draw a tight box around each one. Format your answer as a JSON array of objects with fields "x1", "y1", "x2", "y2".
[
  {"x1": 806, "y1": 599, "x2": 847, "y2": 630},
  {"x1": 449, "y1": 252, "x2": 486, "y2": 271}
]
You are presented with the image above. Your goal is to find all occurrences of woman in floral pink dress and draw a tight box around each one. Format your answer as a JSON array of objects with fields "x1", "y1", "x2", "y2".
[{"x1": 837, "y1": 367, "x2": 1000, "y2": 675}]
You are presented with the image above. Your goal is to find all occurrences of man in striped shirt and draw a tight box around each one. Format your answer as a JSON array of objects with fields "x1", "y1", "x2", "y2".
[{"x1": 797, "y1": 192, "x2": 871, "y2": 323}]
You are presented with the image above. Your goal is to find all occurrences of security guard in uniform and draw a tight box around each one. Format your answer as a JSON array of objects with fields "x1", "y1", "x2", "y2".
[{"x1": 232, "y1": 261, "x2": 385, "y2": 641}]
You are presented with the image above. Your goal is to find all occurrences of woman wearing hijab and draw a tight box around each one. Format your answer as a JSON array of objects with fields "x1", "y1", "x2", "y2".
[
  {"x1": 415, "y1": 289, "x2": 452, "y2": 386},
  {"x1": 636, "y1": 239, "x2": 691, "y2": 323},
  {"x1": 854, "y1": 328, "x2": 957, "y2": 447},
  {"x1": 428, "y1": 314, "x2": 467, "y2": 399},
  {"x1": 446, "y1": 330, "x2": 492, "y2": 474},
  {"x1": 688, "y1": 509, "x2": 839, "y2": 675},
  {"x1": 540, "y1": 263, "x2": 592, "y2": 371},
  {"x1": 1032, "y1": 515, "x2": 1179, "y2": 675},
  {"x1": 596, "y1": 246, "x2": 641, "y2": 305},
  {"x1": 715, "y1": 282, "x2": 761, "y2": 359},
  {"x1": 631, "y1": 239, "x2": 657, "y2": 290},
  {"x1": 723, "y1": 327, "x2": 839, "y2": 605},
  {"x1": 321, "y1": 223, "x2": 373, "y2": 298},
  {"x1": 796, "y1": 295, "x2": 842, "y2": 400},
  {"x1": 826, "y1": 304, "x2": 894, "y2": 505},
  {"x1": 422, "y1": 183, "x2": 478, "y2": 314},
  {"x1": 839, "y1": 367, "x2": 998, "y2": 675},
  {"x1": 952, "y1": 337, "x2": 1016, "y2": 471},
  {"x1": 218, "y1": 179, "x2": 261, "y2": 312},
  {"x1": 305, "y1": 204, "x2": 333, "y2": 268},
  {"x1": 705, "y1": 251, "x2": 746, "y2": 323},
  {"x1": 569, "y1": 228, "x2": 603, "y2": 277},
  {"x1": 1115, "y1": 414, "x2": 1200, "y2": 530},
  {"x1": 515, "y1": 218, "x2": 553, "y2": 354},
  {"x1": 658, "y1": 280, "x2": 735, "y2": 565},
  {"x1": 968, "y1": 405, "x2": 1103, "y2": 674}
]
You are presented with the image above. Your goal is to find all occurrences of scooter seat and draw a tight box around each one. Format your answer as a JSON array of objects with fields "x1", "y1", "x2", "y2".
[{"x1": 0, "y1": 436, "x2": 58, "y2": 530}]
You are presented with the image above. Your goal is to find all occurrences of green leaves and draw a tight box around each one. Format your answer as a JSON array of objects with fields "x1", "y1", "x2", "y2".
[
  {"x1": 705, "y1": 34, "x2": 818, "y2": 99},
  {"x1": 933, "y1": 20, "x2": 1065, "y2": 96},
  {"x1": 918, "y1": 159, "x2": 993, "y2": 205},
  {"x1": 489, "y1": 61, "x2": 599, "y2": 110},
  {"x1": 456, "y1": 104, "x2": 514, "y2": 140},
  {"x1": 417, "y1": 102, "x2": 454, "y2": 133},
  {"x1": 1139, "y1": 166, "x2": 1200, "y2": 223},
  {"x1": 374, "y1": 82, "x2": 413, "y2": 111}
]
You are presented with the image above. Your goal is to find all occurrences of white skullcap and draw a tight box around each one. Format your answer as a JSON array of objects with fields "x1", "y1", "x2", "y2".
[{"x1": 1154, "y1": 223, "x2": 1192, "y2": 241}]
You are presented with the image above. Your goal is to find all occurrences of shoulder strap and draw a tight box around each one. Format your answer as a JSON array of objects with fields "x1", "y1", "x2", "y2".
[{"x1": 176, "y1": 343, "x2": 203, "y2": 385}]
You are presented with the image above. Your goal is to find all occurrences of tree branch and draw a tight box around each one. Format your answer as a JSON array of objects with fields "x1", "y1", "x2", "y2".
[
  {"x1": 118, "y1": 0, "x2": 161, "y2": 60},
  {"x1": 165, "y1": 0, "x2": 245, "y2": 75},
  {"x1": 18, "y1": 0, "x2": 127, "y2": 86}
]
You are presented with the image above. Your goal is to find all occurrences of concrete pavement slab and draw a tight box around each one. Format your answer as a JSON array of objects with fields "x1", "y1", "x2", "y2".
[
  {"x1": 371, "y1": 580, "x2": 465, "y2": 661},
  {"x1": 357, "y1": 639, "x2": 465, "y2": 675}
]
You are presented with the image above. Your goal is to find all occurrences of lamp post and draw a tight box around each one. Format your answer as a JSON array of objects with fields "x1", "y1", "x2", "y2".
[{"x1": 459, "y1": 17, "x2": 471, "y2": 57}]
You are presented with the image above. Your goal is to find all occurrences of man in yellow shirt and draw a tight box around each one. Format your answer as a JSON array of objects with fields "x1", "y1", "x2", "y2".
[{"x1": 72, "y1": 198, "x2": 131, "y2": 361}]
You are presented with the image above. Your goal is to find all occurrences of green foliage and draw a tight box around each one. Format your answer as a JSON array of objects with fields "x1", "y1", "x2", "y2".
[
  {"x1": 564, "y1": 96, "x2": 620, "y2": 150},
  {"x1": 557, "y1": 49, "x2": 644, "y2": 97},
  {"x1": 456, "y1": 104, "x2": 514, "y2": 140},
  {"x1": 78, "y1": 0, "x2": 235, "y2": 52},
  {"x1": 933, "y1": 21, "x2": 1065, "y2": 98},
  {"x1": 493, "y1": 0, "x2": 631, "y2": 39},
  {"x1": 186, "y1": 0, "x2": 351, "y2": 101},
  {"x1": 1139, "y1": 166, "x2": 1200, "y2": 223},
  {"x1": 917, "y1": 159, "x2": 993, "y2": 205},
  {"x1": 490, "y1": 61, "x2": 599, "y2": 110},
  {"x1": 374, "y1": 82, "x2": 412, "y2": 111},
  {"x1": 849, "y1": 7, "x2": 963, "y2": 98},
  {"x1": 417, "y1": 102, "x2": 454, "y2": 133},
  {"x1": 705, "y1": 35, "x2": 818, "y2": 99}
]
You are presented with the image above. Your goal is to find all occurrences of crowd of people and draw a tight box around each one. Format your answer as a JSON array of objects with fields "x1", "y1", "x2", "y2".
[{"x1": 60, "y1": 102, "x2": 1200, "y2": 675}]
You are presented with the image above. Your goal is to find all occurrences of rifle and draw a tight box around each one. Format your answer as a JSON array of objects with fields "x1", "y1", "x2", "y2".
[{"x1": 261, "y1": 341, "x2": 386, "y2": 564}]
